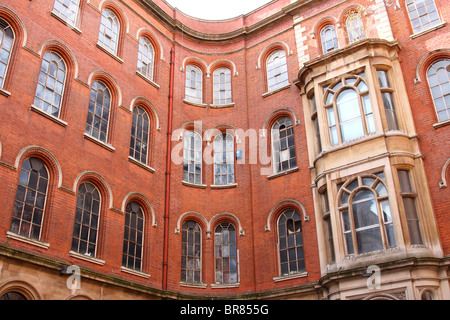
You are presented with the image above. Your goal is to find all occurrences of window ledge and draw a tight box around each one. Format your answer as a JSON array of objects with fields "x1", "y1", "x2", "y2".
[
  {"x1": 183, "y1": 99, "x2": 208, "y2": 108},
  {"x1": 182, "y1": 180, "x2": 207, "y2": 189},
  {"x1": 179, "y1": 281, "x2": 208, "y2": 289},
  {"x1": 0, "y1": 88, "x2": 11, "y2": 97},
  {"x1": 136, "y1": 71, "x2": 160, "y2": 89},
  {"x1": 273, "y1": 271, "x2": 308, "y2": 282},
  {"x1": 30, "y1": 104, "x2": 67, "y2": 127},
  {"x1": 262, "y1": 83, "x2": 290, "y2": 98},
  {"x1": 83, "y1": 133, "x2": 115, "y2": 152},
  {"x1": 410, "y1": 22, "x2": 446, "y2": 39},
  {"x1": 96, "y1": 43, "x2": 123, "y2": 64},
  {"x1": 209, "y1": 102, "x2": 236, "y2": 109},
  {"x1": 69, "y1": 250, "x2": 105, "y2": 266},
  {"x1": 120, "y1": 266, "x2": 151, "y2": 279},
  {"x1": 433, "y1": 119, "x2": 450, "y2": 129},
  {"x1": 267, "y1": 167, "x2": 299, "y2": 180},
  {"x1": 128, "y1": 156, "x2": 155, "y2": 173},
  {"x1": 6, "y1": 231, "x2": 50, "y2": 250},
  {"x1": 50, "y1": 11, "x2": 82, "y2": 34},
  {"x1": 210, "y1": 183, "x2": 237, "y2": 189},
  {"x1": 210, "y1": 282, "x2": 240, "y2": 289}
]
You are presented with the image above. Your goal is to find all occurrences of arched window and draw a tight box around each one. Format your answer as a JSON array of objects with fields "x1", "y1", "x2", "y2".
[
  {"x1": 406, "y1": 0, "x2": 441, "y2": 34},
  {"x1": 213, "y1": 67, "x2": 232, "y2": 105},
  {"x1": 266, "y1": 49, "x2": 289, "y2": 92},
  {"x1": 33, "y1": 51, "x2": 67, "y2": 118},
  {"x1": 278, "y1": 209, "x2": 305, "y2": 276},
  {"x1": 339, "y1": 174, "x2": 396, "y2": 255},
  {"x1": 181, "y1": 220, "x2": 202, "y2": 283},
  {"x1": 271, "y1": 117, "x2": 296, "y2": 173},
  {"x1": 10, "y1": 158, "x2": 49, "y2": 240},
  {"x1": 324, "y1": 73, "x2": 375, "y2": 145},
  {"x1": 71, "y1": 182, "x2": 101, "y2": 257},
  {"x1": 129, "y1": 106, "x2": 150, "y2": 164},
  {"x1": 320, "y1": 25, "x2": 338, "y2": 54},
  {"x1": 214, "y1": 133, "x2": 235, "y2": 185},
  {"x1": 183, "y1": 131, "x2": 202, "y2": 184},
  {"x1": 122, "y1": 201, "x2": 145, "y2": 271},
  {"x1": 137, "y1": 37, "x2": 154, "y2": 80},
  {"x1": 85, "y1": 80, "x2": 111, "y2": 143},
  {"x1": 0, "y1": 18, "x2": 14, "y2": 88},
  {"x1": 52, "y1": 0, "x2": 81, "y2": 26},
  {"x1": 426, "y1": 59, "x2": 450, "y2": 122},
  {"x1": 185, "y1": 65, "x2": 203, "y2": 104},
  {"x1": 0, "y1": 292, "x2": 27, "y2": 300},
  {"x1": 345, "y1": 9, "x2": 366, "y2": 44},
  {"x1": 98, "y1": 9, "x2": 120, "y2": 55},
  {"x1": 214, "y1": 223, "x2": 238, "y2": 284}
]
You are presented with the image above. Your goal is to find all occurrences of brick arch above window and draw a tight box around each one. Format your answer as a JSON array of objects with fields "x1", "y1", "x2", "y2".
[
  {"x1": 72, "y1": 171, "x2": 114, "y2": 210},
  {"x1": 262, "y1": 108, "x2": 300, "y2": 134},
  {"x1": 265, "y1": 199, "x2": 308, "y2": 232},
  {"x1": 136, "y1": 27, "x2": 164, "y2": 62},
  {"x1": 256, "y1": 41, "x2": 292, "y2": 70},
  {"x1": 87, "y1": 70, "x2": 122, "y2": 107},
  {"x1": 175, "y1": 212, "x2": 208, "y2": 235},
  {"x1": 98, "y1": 0, "x2": 130, "y2": 34},
  {"x1": 209, "y1": 213, "x2": 244, "y2": 237},
  {"x1": 121, "y1": 191, "x2": 157, "y2": 227},
  {"x1": 414, "y1": 48, "x2": 450, "y2": 83},
  {"x1": 14, "y1": 145, "x2": 63, "y2": 188},
  {"x1": 38, "y1": 40, "x2": 78, "y2": 79},
  {"x1": 129, "y1": 96, "x2": 161, "y2": 131}
]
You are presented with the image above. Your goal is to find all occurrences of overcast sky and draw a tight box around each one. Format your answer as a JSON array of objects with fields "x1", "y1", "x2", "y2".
[{"x1": 165, "y1": 0, "x2": 273, "y2": 20}]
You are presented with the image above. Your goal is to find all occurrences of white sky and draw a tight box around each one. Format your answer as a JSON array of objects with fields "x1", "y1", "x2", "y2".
[{"x1": 165, "y1": 0, "x2": 273, "y2": 20}]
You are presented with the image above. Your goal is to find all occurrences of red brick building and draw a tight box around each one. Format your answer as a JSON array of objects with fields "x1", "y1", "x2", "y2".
[{"x1": 0, "y1": 0, "x2": 448, "y2": 300}]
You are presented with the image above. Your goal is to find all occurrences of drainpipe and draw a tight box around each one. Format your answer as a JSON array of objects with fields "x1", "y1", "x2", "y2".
[{"x1": 162, "y1": 45, "x2": 175, "y2": 292}]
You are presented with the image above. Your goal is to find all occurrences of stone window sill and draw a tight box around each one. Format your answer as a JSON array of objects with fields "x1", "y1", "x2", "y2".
[
  {"x1": 6, "y1": 231, "x2": 50, "y2": 250},
  {"x1": 433, "y1": 119, "x2": 450, "y2": 129},
  {"x1": 0, "y1": 88, "x2": 11, "y2": 97},
  {"x1": 30, "y1": 104, "x2": 67, "y2": 127},
  {"x1": 83, "y1": 133, "x2": 115, "y2": 152},
  {"x1": 179, "y1": 281, "x2": 207, "y2": 289},
  {"x1": 262, "y1": 84, "x2": 290, "y2": 98},
  {"x1": 267, "y1": 167, "x2": 299, "y2": 180},
  {"x1": 410, "y1": 22, "x2": 446, "y2": 39},
  {"x1": 128, "y1": 156, "x2": 155, "y2": 173},
  {"x1": 182, "y1": 180, "x2": 207, "y2": 189},
  {"x1": 96, "y1": 43, "x2": 123, "y2": 64},
  {"x1": 120, "y1": 266, "x2": 151, "y2": 279},
  {"x1": 50, "y1": 11, "x2": 82, "y2": 34},
  {"x1": 183, "y1": 99, "x2": 208, "y2": 108},
  {"x1": 136, "y1": 71, "x2": 160, "y2": 89},
  {"x1": 210, "y1": 282, "x2": 240, "y2": 289},
  {"x1": 209, "y1": 102, "x2": 235, "y2": 109},
  {"x1": 69, "y1": 250, "x2": 105, "y2": 266},
  {"x1": 273, "y1": 271, "x2": 308, "y2": 282},
  {"x1": 210, "y1": 183, "x2": 237, "y2": 189}
]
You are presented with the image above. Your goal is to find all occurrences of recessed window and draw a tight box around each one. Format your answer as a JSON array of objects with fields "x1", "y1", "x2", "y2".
[
  {"x1": 183, "y1": 131, "x2": 202, "y2": 184},
  {"x1": 345, "y1": 10, "x2": 366, "y2": 44},
  {"x1": 214, "y1": 223, "x2": 238, "y2": 284},
  {"x1": 213, "y1": 67, "x2": 232, "y2": 105},
  {"x1": 129, "y1": 106, "x2": 150, "y2": 164},
  {"x1": 137, "y1": 37, "x2": 155, "y2": 80},
  {"x1": 181, "y1": 220, "x2": 202, "y2": 283},
  {"x1": 266, "y1": 50, "x2": 289, "y2": 92},
  {"x1": 406, "y1": 0, "x2": 441, "y2": 34},
  {"x1": 320, "y1": 25, "x2": 338, "y2": 54},
  {"x1": 278, "y1": 209, "x2": 305, "y2": 276},
  {"x1": 122, "y1": 202, "x2": 145, "y2": 271},
  {"x1": 426, "y1": 59, "x2": 450, "y2": 122},
  {"x1": 339, "y1": 175, "x2": 395, "y2": 255},
  {"x1": 324, "y1": 73, "x2": 375, "y2": 145},
  {"x1": 10, "y1": 158, "x2": 49, "y2": 241},
  {"x1": 214, "y1": 133, "x2": 235, "y2": 185},
  {"x1": 71, "y1": 182, "x2": 101, "y2": 257},
  {"x1": 33, "y1": 51, "x2": 67, "y2": 118},
  {"x1": 85, "y1": 81, "x2": 111, "y2": 143},
  {"x1": 98, "y1": 9, "x2": 120, "y2": 55},
  {"x1": 52, "y1": 0, "x2": 80, "y2": 26},
  {"x1": 0, "y1": 18, "x2": 14, "y2": 88},
  {"x1": 185, "y1": 65, "x2": 203, "y2": 104},
  {"x1": 377, "y1": 70, "x2": 400, "y2": 130},
  {"x1": 271, "y1": 117, "x2": 297, "y2": 173}
]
